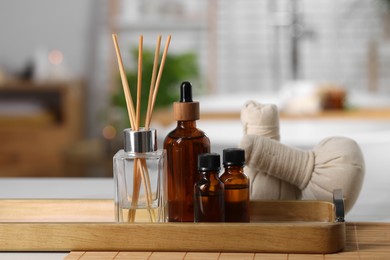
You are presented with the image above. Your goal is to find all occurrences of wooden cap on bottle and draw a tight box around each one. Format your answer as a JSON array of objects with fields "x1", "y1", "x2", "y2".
[
  {"x1": 173, "y1": 101, "x2": 199, "y2": 121},
  {"x1": 173, "y1": 81, "x2": 200, "y2": 121}
]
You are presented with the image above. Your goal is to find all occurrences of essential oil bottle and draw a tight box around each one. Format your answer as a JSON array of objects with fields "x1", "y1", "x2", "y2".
[
  {"x1": 220, "y1": 148, "x2": 250, "y2": 222},
  {"x1": 164, "y1": 81, "x2": 210, "y2": 222},
  {"x1": 194, "y1": 153, "x2": 225, "y2": 222}
]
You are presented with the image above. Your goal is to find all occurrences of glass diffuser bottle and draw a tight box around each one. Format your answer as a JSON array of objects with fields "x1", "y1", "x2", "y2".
[
  {"x1": 164, "y1": 81, "x2": 210, "y2": 222},
  {"x1": 114, "y1": 128, "x2": 167, "y2": 223}
]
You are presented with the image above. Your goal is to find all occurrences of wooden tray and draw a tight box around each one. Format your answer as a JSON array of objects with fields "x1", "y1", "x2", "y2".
[{"x1": 0, "y1": 199, "x2": 345, "y2": 253}]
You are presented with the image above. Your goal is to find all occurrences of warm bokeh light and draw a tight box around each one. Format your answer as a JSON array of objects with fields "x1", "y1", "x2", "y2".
[
  {"x1": 102, "y1": 125, "x2": 117, "y2": 140},
  {"x1": 48, "y1": 49, "x2": 64, "y2": 65}
]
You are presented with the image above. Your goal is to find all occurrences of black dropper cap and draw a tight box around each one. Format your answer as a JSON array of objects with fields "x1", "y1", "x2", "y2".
[
  {"x1": 223, "y1": 148, "x2": 245, "y2": 166},
  {"x1": 180, "y1": 81, "x2": 193, "y2": 102},
  {"x1": 198, "y1": 153, "x2": 221, "y2": 172},
  {"x1": 173, "y1": 81, "x2": 199, "y2": 121}
]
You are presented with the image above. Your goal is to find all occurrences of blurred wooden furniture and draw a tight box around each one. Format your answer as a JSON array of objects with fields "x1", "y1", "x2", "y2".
[
  {"x1": 201, "y1": 108, "x2": 390, "y2": 121},
  {"x1": 0, "y1": 80, "x2": 84, "y2": 177},
  {"x1": 152, "y1": 107, "x2": 390, "y2": 127},
  {"x1": 63, "y1": 139, "x2": 114, "y2": 177}
]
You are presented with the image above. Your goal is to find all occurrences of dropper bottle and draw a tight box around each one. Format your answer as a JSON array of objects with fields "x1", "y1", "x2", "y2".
[{"x1": 164, "y1": 81, "x2": 211, "y2": 222}]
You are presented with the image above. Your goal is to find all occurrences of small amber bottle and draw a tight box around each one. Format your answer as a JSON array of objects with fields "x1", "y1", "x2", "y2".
[
  {"x1": 194, "y1": 153, "x2": 225, "y2": 222},
  {"x1": 164, "y1": 81, "x2": 210, "y2": 222},
  {"x1": 220, "y1": 148, "x2": 250, "y2": 222}
]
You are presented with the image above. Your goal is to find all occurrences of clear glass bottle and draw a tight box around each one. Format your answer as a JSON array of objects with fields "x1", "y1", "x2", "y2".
[
  {"x1": 164, "y1": 82, "x2": 210, "y2": 222},
  {"x1": 220, "y1": 148, "x2": 250, "y2": 222},
  {"x1": 194, "y1": 153, "x2": 225, "y2": 222},
  {"x1": 113, "y1": 128, "x2": 167, "y2": 223}
]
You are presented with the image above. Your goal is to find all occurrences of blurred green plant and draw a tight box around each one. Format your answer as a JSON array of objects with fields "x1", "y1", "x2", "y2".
[{"x1": 112, "y1": 48, "x2": 200, "y2": 127}]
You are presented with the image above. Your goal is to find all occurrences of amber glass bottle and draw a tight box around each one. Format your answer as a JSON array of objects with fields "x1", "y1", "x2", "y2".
[
  {"x1": 164, "y1": 82, "x2": 210, "y2": 222},
  {"x1": 220, "y1": 148, "x2": 250, "y2": 222},
  {"x1": 194, "y1": 153, "x2": 225, "y2": 222}
]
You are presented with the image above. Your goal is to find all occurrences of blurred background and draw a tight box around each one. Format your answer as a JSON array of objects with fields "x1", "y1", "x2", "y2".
[{"x1": 1, "y1": 0, "x2": 390, "y2": 181}]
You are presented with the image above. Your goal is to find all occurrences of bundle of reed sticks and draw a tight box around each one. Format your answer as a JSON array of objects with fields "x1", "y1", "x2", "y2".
[{"x1": 112, "y1": 34, "x2": 171, "y2": 222}]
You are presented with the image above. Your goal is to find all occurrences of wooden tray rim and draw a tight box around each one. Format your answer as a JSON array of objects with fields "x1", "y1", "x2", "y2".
[{"x1": 0, "y1": 199, "x2": 345, "y2": 253}]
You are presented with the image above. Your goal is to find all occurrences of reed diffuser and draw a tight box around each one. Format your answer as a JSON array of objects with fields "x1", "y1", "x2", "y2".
[{"x1": 112, "y1": 34, "x2": 171, "y2": 223}]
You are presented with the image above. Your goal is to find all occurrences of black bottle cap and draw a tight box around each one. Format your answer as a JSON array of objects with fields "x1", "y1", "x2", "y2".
[
  {"x1": 223, "y1": 148, "x2": 245, "y2": 166},
  {"x1": 198, "y1": 153, "x2": 220, "y2": 171},
  {"x1": 180, "y1": 81, "x2": 193, "y2": 102}
]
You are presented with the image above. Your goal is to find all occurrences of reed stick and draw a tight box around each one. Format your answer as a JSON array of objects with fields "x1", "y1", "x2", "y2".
[
  {"x1": 145, "y1": 35, "x2": 162, "y2": 130},
  {"x1": 139, "y1": 35, "x2": 167, "y2": 222},
  {"x1": 111, "y1": 34, "x2": 136, "y2": 129},
  {"x1": 138, "y1": 161, "x2": 156, "y2": 222},
  {"x1": 132, "y1": 35, "x2": 146, "y2": 222},
  {"x1": 136, "y1": 35, "x2": 143, "y2": 130},
  {"x1": 129, "y1": 163, "x2": 141, "y2": 222},
  {"x1": 146, "y1": 35, "x2": 171, "y2": 127},
  {"x1": 134, "y1": 35, "x2": 156, "y2": 222},
  {"x1": 112, "y1": 34, "x2": 140, "y2": 222}
]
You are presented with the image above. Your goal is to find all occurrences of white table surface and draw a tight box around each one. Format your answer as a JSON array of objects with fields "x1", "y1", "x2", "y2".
[{"x1": 0, "y1": 178, "x2": 114, "y2": 260}]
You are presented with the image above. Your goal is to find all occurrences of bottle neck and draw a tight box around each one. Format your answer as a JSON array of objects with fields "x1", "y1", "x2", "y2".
[
  {"x1": 224, "y1": 165, "x2": 244, "y2": 174},
  {"x1": 177, "y1": 120, "x2": 197, "y2": 128},
  {"x1": 200, "y1": 170, "x2": 219, "y2": 179}
]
